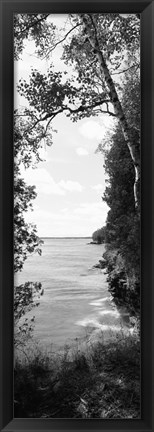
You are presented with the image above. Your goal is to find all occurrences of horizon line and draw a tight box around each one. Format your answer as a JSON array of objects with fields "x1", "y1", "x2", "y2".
[{"x1": 40, "y1": 236, "x2": 92, "y2": 239}]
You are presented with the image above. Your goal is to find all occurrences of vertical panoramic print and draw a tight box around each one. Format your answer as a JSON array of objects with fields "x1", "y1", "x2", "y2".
[{"x1": 14, "y1": 13, "x2": 140, "y2": 418}]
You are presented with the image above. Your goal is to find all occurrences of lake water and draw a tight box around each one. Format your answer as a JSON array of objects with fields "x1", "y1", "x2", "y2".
[{"x1": 15, "y1": 238, "x2": 130, "y2": 351}]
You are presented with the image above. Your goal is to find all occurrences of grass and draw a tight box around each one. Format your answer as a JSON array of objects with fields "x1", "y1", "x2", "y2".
[{"x1": 14, "y1": 329, "x2": 140, "y2": 419}]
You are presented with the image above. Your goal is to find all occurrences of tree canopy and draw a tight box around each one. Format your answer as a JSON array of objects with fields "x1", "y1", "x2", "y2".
[{"x1": 14, "y1": 12, "x2": 140, "y2": 208}]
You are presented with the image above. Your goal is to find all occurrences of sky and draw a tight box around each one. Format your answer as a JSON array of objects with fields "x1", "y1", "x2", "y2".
[{"x1": 14, "y1": 14, "x2": 116, "y2": 238}]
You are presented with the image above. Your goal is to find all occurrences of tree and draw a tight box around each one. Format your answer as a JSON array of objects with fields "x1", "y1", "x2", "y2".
[
  {"x1": 92, "y1": 227, "x2": 106, "y2": 244},
  {"x1": 14, "y1": 13, "x2": 140, "y2": 209},
  {"x1": 14, "y1": 116, "x2": 45, "y2": 348},
  {"x1": 99, "y1": 70, "x2": 140, "y2": 313},
  {"x1": 14, "y1": 114, "x2": 45, "y2": 270},
  {"x1": 14, "y1": 14, "x2": 54, "y2": 60},
  {"x1": 80, "y1": 14, "x2": 140, "y2": 209}
]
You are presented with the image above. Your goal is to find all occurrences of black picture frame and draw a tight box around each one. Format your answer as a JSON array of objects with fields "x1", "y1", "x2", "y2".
[{"x1": 0, "y1": 0, "x2": 153, "y2": 431}]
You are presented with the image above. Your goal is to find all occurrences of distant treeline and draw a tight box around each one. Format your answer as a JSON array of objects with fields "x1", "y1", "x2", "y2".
[{"x1": 92, "y1": 227, "x2": 106, "y2": 244}]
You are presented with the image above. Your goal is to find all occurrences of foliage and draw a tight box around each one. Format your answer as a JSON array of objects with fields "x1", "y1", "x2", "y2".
[
  {"x1": 14, "y1": 117, "x2": 43, "y2": 272},
  {"x1": 14, "y1": 282, "x2": 44, "y2": 350},
  {"x1": 99, "y1": 70, "x2": 140, "y2": 313},
  {"x1": 14, "y1": 119, "x2": 44, "y2": 346},
  {"x1": 14, "y1": 14, "x2": 56, "y2": 60},
  {"x1": 14, "y1": 282, "x2": 43, "y2": 322},
  {"x1": 14, "y1": 13, "x2": 140, "y2": 180},
  {"x1": 14, "y1": 110, "x2": 52, "y2": 167},
  {"x1": 63, "y1": 14, "x2": 139, "y2": 81},
  {"x1": 14, "y1": 177, "x2": 41, "y2": 272},
  {"x1": 14, "y1": 330, "x2": 140, "y2": 418},
  {"x1": 92, "y1": 226, "x2": 106, "y2": 244}
]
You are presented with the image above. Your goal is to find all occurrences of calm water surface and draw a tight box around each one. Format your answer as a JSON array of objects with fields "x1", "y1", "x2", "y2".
[{"x1": 15, "y1": 238, "x2": 129, "y2": 350}]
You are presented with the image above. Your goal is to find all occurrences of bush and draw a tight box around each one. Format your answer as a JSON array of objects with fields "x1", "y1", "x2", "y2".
[{"x1": 102, "y1": 248, "x2": 140, "y2": 315}]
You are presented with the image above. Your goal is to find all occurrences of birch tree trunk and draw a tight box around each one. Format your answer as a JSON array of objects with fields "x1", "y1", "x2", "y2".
[{"x1": 81, "y1": 14, "x2": 140, "y2": 211}]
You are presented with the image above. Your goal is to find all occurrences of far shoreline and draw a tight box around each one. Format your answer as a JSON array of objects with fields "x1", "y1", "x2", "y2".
[{"x1": 40, "y1": 236, "x2": 92, "y2": 239}]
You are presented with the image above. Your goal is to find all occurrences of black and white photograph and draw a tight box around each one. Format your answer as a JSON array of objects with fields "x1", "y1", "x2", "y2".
[{"x1": 14, "y1": 13, "x2": 140, "y2": 419}]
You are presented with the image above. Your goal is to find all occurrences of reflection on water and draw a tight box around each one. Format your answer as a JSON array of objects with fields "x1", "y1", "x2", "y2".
[{"x1": 15, "y1": 238, "x2": 131, "y2": 350}]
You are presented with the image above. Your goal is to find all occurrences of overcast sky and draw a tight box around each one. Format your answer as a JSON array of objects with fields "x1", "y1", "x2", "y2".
[{"x1": 14, "y1": 14, "x2": 116, "y2": 237}]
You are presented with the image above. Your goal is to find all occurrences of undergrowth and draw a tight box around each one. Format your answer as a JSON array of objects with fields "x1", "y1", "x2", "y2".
[{"x1": 14, "y1": 329, "x2": 140, "y2": 419}]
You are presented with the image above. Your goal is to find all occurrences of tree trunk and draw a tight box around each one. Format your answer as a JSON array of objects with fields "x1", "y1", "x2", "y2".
[{"x1": 81, "y1": 14, "x2": 140, "y2": 211}]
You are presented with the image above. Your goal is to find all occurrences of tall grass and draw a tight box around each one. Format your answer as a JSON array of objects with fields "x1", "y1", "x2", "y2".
[{"x1": 14, "y1": 329, "x2": 140, "y2": 419}]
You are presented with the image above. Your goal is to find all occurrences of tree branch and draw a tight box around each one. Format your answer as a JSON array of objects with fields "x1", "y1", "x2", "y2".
[
  {"x1": 42, "y1": 23, "x2": 81, "y2": 59},
  {"x1": 15, "y1": 15, "x2": 50, "y2": 37},
  {"x1": 18, "y1": 98, "x2": 113, "y2": 133},
  {"x1": 111, "y1": 63, "x2": 139, "y2": 76}
]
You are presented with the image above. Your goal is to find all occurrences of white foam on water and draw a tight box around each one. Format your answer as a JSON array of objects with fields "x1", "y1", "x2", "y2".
[
  {"x1": 98, "y1": 324, "x2": 122, "y2": 332},
  {"x1": 75, "y1": 317, "x2": 122, "y2": 333},
  {"x1": 75, "y1": 317, "x2": 103, "y2": 328},
  {"x1": 89, "y1": 297, "x2": 110, "y2": 306},
  {"x1": 98, "y1": 309, "x2": 120, "y2": 318}
]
